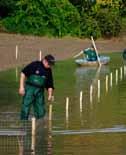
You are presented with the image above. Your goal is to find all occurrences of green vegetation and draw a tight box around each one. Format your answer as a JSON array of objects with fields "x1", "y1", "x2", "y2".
[
  {"x1": 0, "y1": 0, "x2": 126, "y2": 38},
  {"x1": 0, "y1": 0, "x2": 18, "y2": 17}
]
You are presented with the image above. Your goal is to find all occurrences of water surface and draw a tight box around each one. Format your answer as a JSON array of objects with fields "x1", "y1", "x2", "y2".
[{"x1": 0, "y1": 52, "x2": 126, "y2": 155}]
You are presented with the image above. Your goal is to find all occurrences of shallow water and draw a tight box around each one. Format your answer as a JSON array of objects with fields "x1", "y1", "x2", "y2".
[{"x1": 0, "y1": 52, "x2": 126, "y2": 155}]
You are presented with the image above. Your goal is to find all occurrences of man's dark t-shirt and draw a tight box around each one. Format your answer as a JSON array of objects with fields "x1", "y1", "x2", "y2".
[{"x1": 22, "y1": 61, "x2": 54, "y2": 89}]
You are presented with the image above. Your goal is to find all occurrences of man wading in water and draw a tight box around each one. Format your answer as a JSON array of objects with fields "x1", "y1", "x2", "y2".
[{"x1": 19, "y1": 54, "x2": 55, "y2": 120}]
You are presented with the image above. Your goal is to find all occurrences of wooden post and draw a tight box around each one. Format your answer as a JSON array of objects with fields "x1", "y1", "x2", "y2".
[
  {"x1": 39, "y1": 50, "x2": 42, "y2": 61},
  {"x1": 91, "y1": 36, "x2": 101, "y2": 66},
  {"x1": 105, "y1": 75, "x2": 109, "y2": 93},
  {"x1": 80, "y1": 91, "x2": 83, "y2": 113},
  {"x1": 48, "y1": 104, "x2": 53, "y2": 134},
  {"x1": 31, "y1": 117, "x2": 36, "y2": 153},
  {"x1": 79, "y1": 91, "x2": 83, "y2": 126},
  {"x1": 16, "y1": 45, "x2": 18, "y2": 60},
  {"x1": 110, "y1": 72, "x2": 113, "y2": 87},
  {"x1": 18, "y1": 136, "x2": 24, "y2": 155},
  {"x1": 66, "y1": 97, "x2": 69, "y2": 127},
  {"x1": 49, "y1": 104, "x2": 52, "y2": 121},
  {"x1": 98, "y1": 80, "x2": 100, "y2": 101},
  {"x1": 90, "y1": 85, "x2": 93, "y2": 103},
  {"x1": 116, "y1": 69, "x2": 118, "y2": 85}
]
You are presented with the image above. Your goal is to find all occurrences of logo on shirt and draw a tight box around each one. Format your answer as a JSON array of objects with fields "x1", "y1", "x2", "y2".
[{"x1": 35, "y1": 70, "x2": 40, "y2": 74}]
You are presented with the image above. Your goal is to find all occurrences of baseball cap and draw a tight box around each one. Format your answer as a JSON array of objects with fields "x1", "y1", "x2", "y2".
[{"x1": 44, "y1": 54, "x2": 55, "y2": 66}]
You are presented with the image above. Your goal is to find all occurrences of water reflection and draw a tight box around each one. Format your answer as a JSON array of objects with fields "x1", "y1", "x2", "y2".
[
  {"x1": 75, "y1": 66, "x2": 110, "y2": 105},
  {"x1": 75, "y1": 66, "x2": 110, "y2": 91},
  {"x1": 35, "y1": 118, "x2": 53, "y2": 155}
]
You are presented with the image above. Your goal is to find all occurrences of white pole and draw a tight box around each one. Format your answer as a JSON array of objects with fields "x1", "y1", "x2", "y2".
[
  {"x1": 16, "y1": 45, "x2": 18, "y2": 60},
  {"x1": 18, "y1": 135, "x2": 24, "y2": 155},
  {"x1": 49, "y1": 104, "x2": 52, "y2": 121},
  {"x1": 48, "y1": 104, "x2": 53, "y2": 133},
  {"x1": 31, "y1": 117, "x2": 36, "y2": 153},
  {"x1": 66, "y1": 97, "x2": 69, "y2": 127},
  {"x1": 120, "y1": 67, "x2": 123, "y2": 81},
  {"x1": 110, "y1": 72, "x2": 113, "y2": 87},
  {"x1": 90, "y1": 85, "x2": 93, "y2": 103},
  {"x1": 91, "y1": 36, "x2": 101, "y2": 66},
  {"x1": 79, "y1": 91, "x2": 83, "y2": 126},
  {"x1": 80, "y1": 91, "x2": 83, "y2": 113},
  {"x1": 105, "y1": 75, "x2": 109, "y2": 93},
  {"x1": 98, "y1": 79, "x2": 100, "y2": 101},
  {"x1": 39, "y1": 50, "x2": 42, "y2": 61},
  {"x1": 116, "y1": 69, "x2": 118, "y2": 85}
]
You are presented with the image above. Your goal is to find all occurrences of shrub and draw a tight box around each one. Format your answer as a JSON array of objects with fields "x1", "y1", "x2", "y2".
[
  {"x1": 0, "y1": 0, "x2": 18, "y2": 18},
  {"x1": 96, "y1": 8, "x2": 122, "y2": 38},
  {"x1": 80, "y1": 14, "x2": 101, "y2": 38},
  {"x1": 119, "y1": 0, "x2": 126, "y2": 17},
  {"x1": 3, "y1": 0, "x2": 80, "y2": 37}
]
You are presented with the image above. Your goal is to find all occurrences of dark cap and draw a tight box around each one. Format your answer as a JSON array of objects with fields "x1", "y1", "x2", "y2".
[{"x1": 44, "y1": 54, "x2": 55, "y2": 66}]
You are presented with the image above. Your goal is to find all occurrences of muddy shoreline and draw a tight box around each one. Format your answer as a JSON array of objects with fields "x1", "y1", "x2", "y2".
[{"x1": 0, "y1": 33, "x2": 125, "y2": 70}]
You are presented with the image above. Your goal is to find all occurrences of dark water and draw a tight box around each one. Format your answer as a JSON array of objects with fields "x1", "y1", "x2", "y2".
[{"x1": 0, "y1": 52, "x2": 126, "y2": 155}]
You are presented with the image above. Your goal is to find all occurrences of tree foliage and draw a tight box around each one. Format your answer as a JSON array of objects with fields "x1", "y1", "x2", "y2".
[
  {"x1": 96, "y1": 8, "x2": 121, "y2": 37},
  {"x1": 80, "y1": 14, "x2": 101, "y2": 38},
  {"x1": 3, "y1": 0, "x2": 80, "y2": 36},
  {"x1": 1, "y1": 0, "x2": 125, "y2": 38},
  {"x1": 0, "y1": 0, "x2": 18, "y2": 18},
  {"x1": 119, "y1": 0, "x2": 126, "y2": 16}
]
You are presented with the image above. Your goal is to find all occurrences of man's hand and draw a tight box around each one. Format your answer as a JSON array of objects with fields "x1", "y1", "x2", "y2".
[{"x1": 19, "y1": 87, "x2": 25, "y2": 96}]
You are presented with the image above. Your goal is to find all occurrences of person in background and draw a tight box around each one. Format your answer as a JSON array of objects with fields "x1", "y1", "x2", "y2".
[
  {"x1": 83, "y1": 45, "x2": 97, "y2": 61},
  {"x1": 74, "y1": 45, "x2": 97, "y2": 61},
  {"x1": 19, "y1": 54, "x2": 55, "y2": 120}
]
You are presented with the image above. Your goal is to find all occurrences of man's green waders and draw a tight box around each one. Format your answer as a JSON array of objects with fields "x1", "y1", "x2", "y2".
[{"x1": 20, "y1": 75, "x2": 46, "y2": 120}]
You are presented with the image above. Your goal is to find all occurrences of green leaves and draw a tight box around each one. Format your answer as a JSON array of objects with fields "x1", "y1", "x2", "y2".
[
  {"x1": 1, "y1": 0, "x2": 125, "y2": 38},
  {"x1": 3, "y1": 0, "x2": 80, "y2": 37},
  {"x1": 96, "y1": 8, "x2": 121, "y2": 37},
  {"x1": 0, "y1": 0, "x2": 18, "y2": 18},
  {"x1": 80, "y1": 14, "x2": 101, "y2": 38}
]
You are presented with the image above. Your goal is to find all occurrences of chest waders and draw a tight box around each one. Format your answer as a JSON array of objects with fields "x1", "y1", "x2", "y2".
[{"x1": 20, "y1": 75, "x2": 46, "y2": 120}]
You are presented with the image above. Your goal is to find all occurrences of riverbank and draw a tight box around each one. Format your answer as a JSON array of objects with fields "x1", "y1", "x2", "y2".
[{"x1": 0, "y1": 33, "x2": 125, "y2": 70}]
